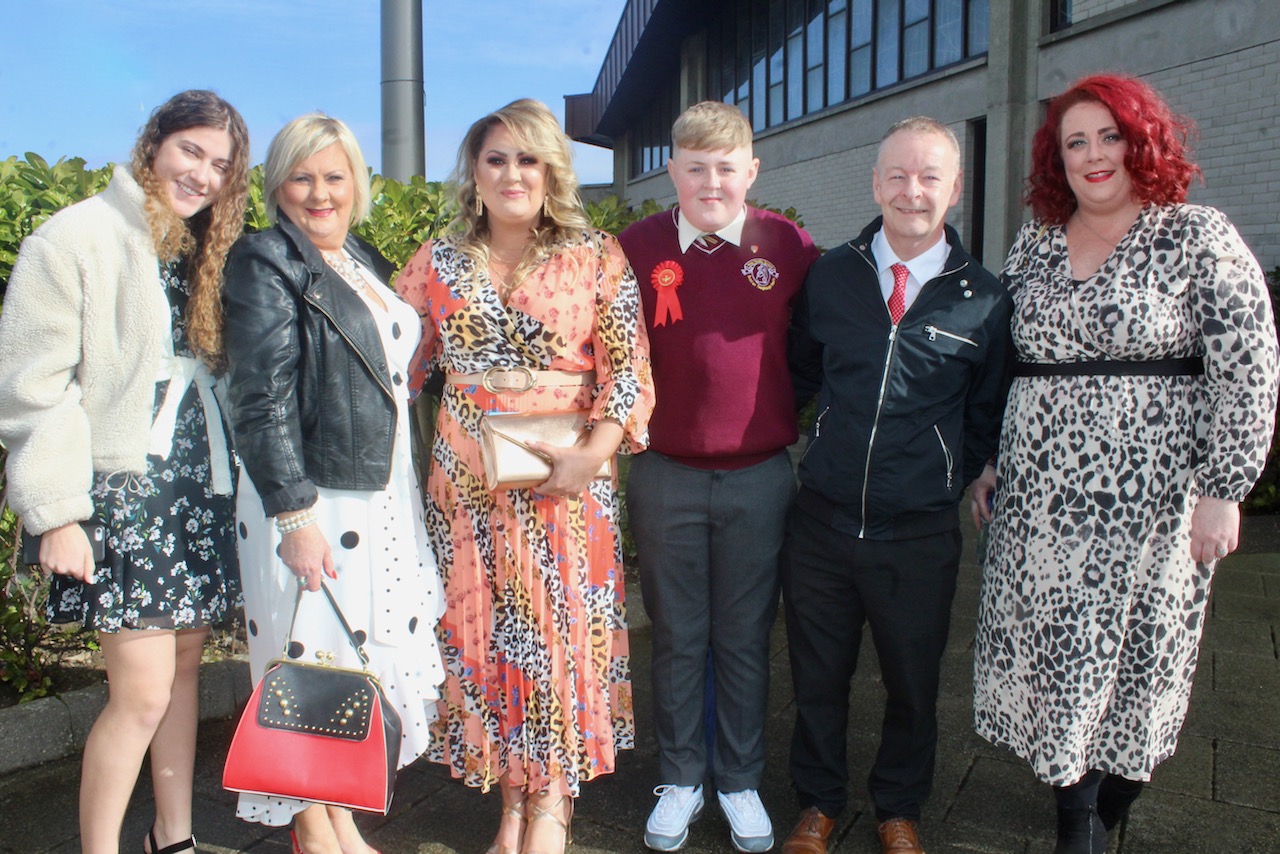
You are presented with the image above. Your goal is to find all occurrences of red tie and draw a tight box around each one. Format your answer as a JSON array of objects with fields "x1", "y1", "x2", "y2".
[{"x1": 888, "y1": 263, "x2": 909, "y2": 325}]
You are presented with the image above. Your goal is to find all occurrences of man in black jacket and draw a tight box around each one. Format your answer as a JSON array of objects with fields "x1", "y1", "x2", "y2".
[{"x1": 779, "y1": 117, "x2": 1013, "y2": 854}]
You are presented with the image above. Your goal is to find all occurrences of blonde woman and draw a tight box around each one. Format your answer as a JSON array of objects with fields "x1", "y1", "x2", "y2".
[
  {"x1": 396, "y1": 99, "x2": 654, "y2": 854},
  {"x1": 223, "y1": 114, "x2": 444, "y2": 854},
  {"x1": 0, "y1": 90, "x2": 249, "y2": 854}
]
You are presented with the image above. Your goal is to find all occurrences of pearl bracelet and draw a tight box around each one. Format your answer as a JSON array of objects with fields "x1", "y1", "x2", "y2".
[{"x1": 275, "y1": 508, "x2": 317, "y2": 534}]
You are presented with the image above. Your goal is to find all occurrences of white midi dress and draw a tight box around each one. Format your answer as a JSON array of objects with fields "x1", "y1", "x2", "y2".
[{"x1": 234, "y1": 261, "x2": 445, "y2": 825}]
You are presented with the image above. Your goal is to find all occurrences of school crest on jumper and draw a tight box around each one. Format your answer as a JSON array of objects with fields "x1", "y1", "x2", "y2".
[{"x1": 741, "y1": 258, "x2": 779, "y2": 291}]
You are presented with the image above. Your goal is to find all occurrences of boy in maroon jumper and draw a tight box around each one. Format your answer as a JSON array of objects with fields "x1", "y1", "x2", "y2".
[{"x1": 620, "y1": 101, "x2": 819, "y2": 853}]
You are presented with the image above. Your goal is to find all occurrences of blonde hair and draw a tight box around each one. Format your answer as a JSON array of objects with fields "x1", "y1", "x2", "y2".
[
  {"x1": 263, "y1": 113, "x2": 372, "y2": 225},
  {"x1": 130, "y1": 90, "x2": 251, "y2": 370},
  {"x1": 450, "y1": 98, "x2": 591, "y2": 280},
  {"x1": 672, "y1": 101, "x2": 753, "y2": 153},
  {"x1": 878, "y1": 116, "x2": 961, "y2": 170}
]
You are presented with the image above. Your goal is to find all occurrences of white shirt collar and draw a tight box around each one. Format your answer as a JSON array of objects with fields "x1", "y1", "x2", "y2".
[
  {"x1": 677, "y1": 207, "x2": 747, "y2": 254},
  {"x1": 871, "y1": 228, "x2": 950, "y2": 283}
]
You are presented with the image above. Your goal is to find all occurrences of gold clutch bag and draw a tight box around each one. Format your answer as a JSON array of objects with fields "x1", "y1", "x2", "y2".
[{"x1": 478, "y1": 409, "x2": 612, "y2": 491}]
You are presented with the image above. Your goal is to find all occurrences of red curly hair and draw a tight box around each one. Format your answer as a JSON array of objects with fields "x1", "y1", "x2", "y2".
[{"x1": 1025, "y1": 74, "x2": 1201, "y2": 224}]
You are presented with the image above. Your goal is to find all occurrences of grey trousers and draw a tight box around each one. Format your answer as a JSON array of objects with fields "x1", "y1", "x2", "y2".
[{"x1": 627, "y1": 450, "x2": 795, "y2": 791}]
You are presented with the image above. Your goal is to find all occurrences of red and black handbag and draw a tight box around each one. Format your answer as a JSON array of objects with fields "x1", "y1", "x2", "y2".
[{"x1": 222, "y1": 582, "x2": 402, "y2": 813}]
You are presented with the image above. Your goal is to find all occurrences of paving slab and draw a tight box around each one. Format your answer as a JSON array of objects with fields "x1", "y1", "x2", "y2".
[{"x1": 1, "y1": 515, "x2": 1277, "y2": 852}]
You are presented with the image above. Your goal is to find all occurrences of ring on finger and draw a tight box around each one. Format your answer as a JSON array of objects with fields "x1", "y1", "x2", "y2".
[{"x1": 1215, "y1": 546, "x2": 1228, "y2": 557}]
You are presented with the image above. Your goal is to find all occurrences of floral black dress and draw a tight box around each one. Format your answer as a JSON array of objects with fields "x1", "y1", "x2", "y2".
[{"x1": 47, "y1": 261, "x2": 241, "y2": 631}]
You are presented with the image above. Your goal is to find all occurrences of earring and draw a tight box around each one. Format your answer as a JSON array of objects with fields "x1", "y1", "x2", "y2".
[
  {"x1": 541, "y1": 195, "x2": 548, "y2": 218},
  {"x1": 475, "y1": 192, "x2": 484, "y2": 218}
]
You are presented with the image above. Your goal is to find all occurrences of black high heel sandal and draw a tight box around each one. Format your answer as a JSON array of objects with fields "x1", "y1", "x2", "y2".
[{"x1": 144, "y1": 826, "x2": 197, "y2": 854}]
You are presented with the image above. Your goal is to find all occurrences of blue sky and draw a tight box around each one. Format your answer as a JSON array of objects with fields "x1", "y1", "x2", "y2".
[{"x1": 0, "y1": 0, "x2": 626, "y2": 184}]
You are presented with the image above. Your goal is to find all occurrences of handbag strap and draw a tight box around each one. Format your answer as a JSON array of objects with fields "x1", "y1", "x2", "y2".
[{"x1": 283, "y1": 581, "x2": 371, "y2": 668}]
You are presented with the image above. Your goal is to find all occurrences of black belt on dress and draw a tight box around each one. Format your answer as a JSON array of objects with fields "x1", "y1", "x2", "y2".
[{"x1": 1013, "y1": 357, "x2": 1204, "y2": 378}]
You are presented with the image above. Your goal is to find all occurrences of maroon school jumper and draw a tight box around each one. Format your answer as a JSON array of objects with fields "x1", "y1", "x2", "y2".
[{"x1": 619, "y1": 206, "x2": 819, "y2": 469}]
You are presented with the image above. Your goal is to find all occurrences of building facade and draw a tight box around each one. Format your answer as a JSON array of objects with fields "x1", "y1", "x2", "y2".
[{"x1": 565, "y1": 0, "x2": 1280, "y2": 268}]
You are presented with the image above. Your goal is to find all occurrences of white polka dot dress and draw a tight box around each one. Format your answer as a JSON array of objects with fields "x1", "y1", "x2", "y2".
[{"x1": 233, "y1": 267, "x2": 445, "y2": 825}]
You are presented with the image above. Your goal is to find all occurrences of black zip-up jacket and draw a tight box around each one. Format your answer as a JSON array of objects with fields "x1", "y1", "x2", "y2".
[
  {"x1": 788, "y1": 218, "x2": 1014, "y2": 540},
  {"x1": 223, "y1": 216, "x2": 398, "y2": 517}
]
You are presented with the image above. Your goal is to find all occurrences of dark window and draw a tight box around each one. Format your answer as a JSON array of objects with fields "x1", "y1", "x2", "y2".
[
  {"x1": 902, "y1": 7, "x2": 930, "y2": 79},
  {"x1": 629, "y1": 76, "x2": 680, "y2": 179},
  {"x1": 786, "y1": 1, "x2": 806, "y2": 120},
  {"x1": 753, "y1": 0, "x2": 770, "y2": 131},
  {"x1": 1050, "y1": 0, "x2": 1073, "y2": 33},
  {"x1": 934, "y1": 0, "x2": 963, "y2": 66},
  {"x1": 826, "y1": 0, "x2": 847, "y2": 103},
  {"x1": 968, "y1": 117, "x2": 987, "y2": 264},
  {"x1": 850, "y1": 0, "x2": 873, "y2": 97},
  {"x1": 968, "y1": 0, "x2": 989, "y2": 53},
  {"x1": 806, "y1": 0, "x2": 826, "y2": 113},
  {"x1": 769, "y1": 0, "x2": 786, "y2": 127},
  {"x1": 705, "y1": 0, "x2": 989, "y2": 135},
  {"x1": 876, "y1": 1, "x2": 900, "y2": 87}
]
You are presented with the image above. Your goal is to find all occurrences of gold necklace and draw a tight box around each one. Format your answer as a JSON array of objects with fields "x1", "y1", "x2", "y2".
[
  {"x1": 488, "y1": 244, "x2": 530, "y2": 299},
  {"x1": 489, "y1": 265, "x2": 515, "y2": 298}
]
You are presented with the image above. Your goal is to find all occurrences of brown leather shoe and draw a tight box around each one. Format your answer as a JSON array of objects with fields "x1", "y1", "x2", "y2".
[
  {"x1": 781, "y1": 807, "x2": 835, "y2": 854},
  {"x1": 877, "y1": 817, "x2": 925, "y2": 853}
]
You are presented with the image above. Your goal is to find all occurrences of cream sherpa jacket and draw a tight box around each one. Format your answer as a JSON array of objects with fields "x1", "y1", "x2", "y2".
[{"x1": 0, "y1": 167, "x2": 171, "y2": 533}]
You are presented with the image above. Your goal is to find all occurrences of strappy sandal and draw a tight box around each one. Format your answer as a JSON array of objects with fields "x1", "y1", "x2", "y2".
[
  {"x1": 143, "y1": 826, "x2": 197, "y2": 854},
  {"x1": 524, "y1": 794, "x2": 573, "y2": 854},
  {"x1": 487, "y1": 792, "x2": 528, "y2": 854}
]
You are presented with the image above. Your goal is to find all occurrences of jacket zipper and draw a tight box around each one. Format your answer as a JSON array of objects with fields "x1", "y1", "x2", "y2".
[
  {"x1": 304, "y1": 292, "x2": 394, "y2": 400},
  {"x1": 933, "y1": 425, "x2": 954, "y2": 490},
  {"x1": 859, "y1": 325, "x2": 898, "y2": 538},
  {"x1": 799, "y1": 405, "x2": 830, "y2": 466},
  {"x1": 848, "y1": 244, "x2": 969, "y2": 537},
  {"x1": 924, "y1": 325, "x2": 978, "y2": 347},
  {"x1": 852, "y1": 246, "x2": 893, "y2": 538}
]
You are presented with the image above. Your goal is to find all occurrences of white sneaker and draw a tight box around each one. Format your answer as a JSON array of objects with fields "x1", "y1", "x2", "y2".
[
  {"x1": 645, "y1": 784, "x2": 704, "y2": 851},
  {"x1": 718, "y1": 789, "x2": 774, "y2": 852}
]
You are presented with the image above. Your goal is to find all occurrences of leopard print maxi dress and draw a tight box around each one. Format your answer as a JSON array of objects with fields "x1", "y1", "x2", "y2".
[
  {"x1": 396, "y1": 231, "x2": 654, "y2": 796},
  {"x1": 972, "y1": 205, "x2": 1279, "y2": 785}
]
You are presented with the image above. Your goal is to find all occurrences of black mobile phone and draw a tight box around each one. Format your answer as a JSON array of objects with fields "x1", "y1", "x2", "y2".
[{"x1": 19, "y1": 519, "x2": 108, "y2": 566}]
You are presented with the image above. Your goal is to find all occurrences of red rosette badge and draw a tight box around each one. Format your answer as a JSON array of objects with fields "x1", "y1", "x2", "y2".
[{"x1": 650, "y1": 260, "x2": 685, "y2": 326}]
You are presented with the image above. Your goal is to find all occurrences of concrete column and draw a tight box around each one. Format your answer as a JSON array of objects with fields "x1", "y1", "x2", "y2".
[
  {"x1": 982, "y1": 0, "x2": 1041, "y2": 263},
  {"x1": 381, "y1": 0, "x2": 425, "y2": 180},
  {"x1": 612, "y1": 134, "x2": 630, "y2": 200}
]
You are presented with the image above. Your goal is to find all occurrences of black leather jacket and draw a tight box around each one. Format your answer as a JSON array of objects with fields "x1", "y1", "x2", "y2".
[
  {"x1": 789, "y1": 218, "x2": 1014, "y2": 540},
  {"x1": 223, "y1": 217, "x2": 398, "y2": 517}
]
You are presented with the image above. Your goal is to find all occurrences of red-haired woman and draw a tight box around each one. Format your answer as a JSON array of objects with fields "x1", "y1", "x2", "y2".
[{"x1": 970, "y1": 74, "x2": 1278, "y2": 853}]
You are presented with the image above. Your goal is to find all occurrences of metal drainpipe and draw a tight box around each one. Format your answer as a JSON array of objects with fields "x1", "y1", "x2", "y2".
[{"x1": 380, "y1": 0, "x2": 425, "y2": 181}]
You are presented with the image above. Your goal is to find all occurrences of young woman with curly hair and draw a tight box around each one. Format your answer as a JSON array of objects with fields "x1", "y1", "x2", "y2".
[{"x1": 0, "y1": 90, "x2": 250, "y2": 854}]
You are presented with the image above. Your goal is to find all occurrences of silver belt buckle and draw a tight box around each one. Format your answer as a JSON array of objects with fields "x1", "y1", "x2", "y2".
[{"x1": 481, "y1": 365, "x2": 536, "y2": 393}]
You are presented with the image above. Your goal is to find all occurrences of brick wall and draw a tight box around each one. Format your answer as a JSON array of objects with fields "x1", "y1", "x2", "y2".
[
  {"x1": 1148, "y1": 41, "x2": 1280, "y2": 269},
  {"x1": 750, "y1": 121, "x2": 977, "y2": 257}
]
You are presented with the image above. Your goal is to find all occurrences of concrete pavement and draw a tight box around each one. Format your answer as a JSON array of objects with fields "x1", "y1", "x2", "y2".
[{"x1": 2, "y1": 513, "x2": 1278, "y2": 853}]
